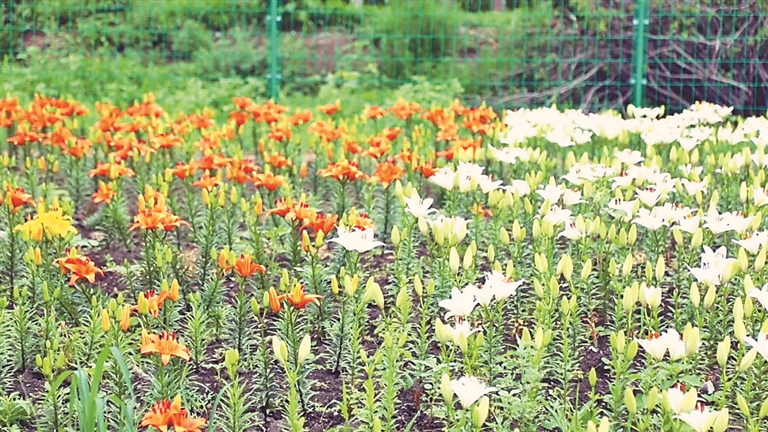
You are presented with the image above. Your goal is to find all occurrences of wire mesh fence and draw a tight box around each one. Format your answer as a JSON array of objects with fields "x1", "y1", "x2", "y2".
[{"x1": 1, "y1": 0, "x2": 766, "y2": 114}]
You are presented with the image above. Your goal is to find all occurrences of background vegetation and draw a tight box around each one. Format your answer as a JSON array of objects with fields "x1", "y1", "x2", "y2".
[{"x1": 1, "y1": 0, "x2": 766, "y2": 115}]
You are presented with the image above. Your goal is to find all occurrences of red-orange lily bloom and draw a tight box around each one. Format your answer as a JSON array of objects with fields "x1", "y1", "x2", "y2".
[
  {"x1": 53, "y1": 254, "x2": 104, "y2": 286},
  {"x1": 230, "y1": 254, "x2": 266, "y2": 278},
  {"x1": 92, "y1": 182, "x2": 116, "y2": 205},
  {"x1": 285, "y1": 283, "x2": 323, "y2": 309},
  {"x1": 140, "y1": 332, "x2": 191, "y2": 365}
]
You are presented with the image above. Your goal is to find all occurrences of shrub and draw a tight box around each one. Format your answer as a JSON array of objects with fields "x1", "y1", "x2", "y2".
[{"x1": 374, "y1": 0, "x2": 461, "y2": 81}]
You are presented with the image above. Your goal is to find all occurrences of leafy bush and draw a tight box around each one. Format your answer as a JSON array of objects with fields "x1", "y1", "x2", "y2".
[
  {"x1": 374, "y1": 0, "x2": 461, "y2": 81},
  {"x1": 192, "y1": 29, "x2": 267, "y2": 79},
  {"x1": 459, "y1": 0, "x2": 494, "y2": 12}
]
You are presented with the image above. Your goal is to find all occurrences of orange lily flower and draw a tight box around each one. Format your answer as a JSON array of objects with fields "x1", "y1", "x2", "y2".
[
  {"x1": 381, "y1": 127, "x2": 403, "y2": 141},
  {"x1": 285, "y1": 282, "x2": 323, "y2": 309},
  {"x1": 318, "y1": 160, "x2": 367, "y2": 182},
  {"x1": 53, "y1": 254, "x2": 104, "y2": 286},
  {"x1": 347, "y1": 208, "x2": 376, "y2": 231},
  {"x1": 195, "y1": 152, "x2": 231, "y2": 171},
  {"x1": 268, "y1": 122, "x2": 292, "y2": 142},
  {"x1": 92, "y1": 182, "x2": 116, "y2": 205},
  {"x1": 253, "y1": 172, "x2": 286, "y2": 191},
  {"x1": 318, "y1": 100, "x2": 341, "y2": 116},
  {"x1": 171, "y1": 409, "x2": 207, "y2": 432},
  {"x1": 140, "y1": 396, "x2": 182, "y2": 432},
  {"x1": 450, "y1": 99, "x2": 468, "y2": 117},
  {"x1": 471, "y1": 203, "x2": 493, "y2": 218},
  {"x1": 5, "y1": 185, "x2": 35, "y2": 211},
  {"x1": 415, "y1": 161, "x2": 438, "y2": 178},
  {"x1": 268, "y1": 287, "x2": 285, "y2": 313},
  {"x1": 62, "y1": 138, "x2": 93, "y2": 158},
  {"x1": 140, "y1": 332, "x2": 191, "y2": 365},
  {"x1": 288, "y1": 110, "x2": 313, "y2": 126},
  {"x1": 167, "y1": 162, "x2": 196, "y2": 180},
  {"x1": 371, "y1": 160, "x2": 405, "y2": 189},
  {"x1": 88, "y1": 162, "x2": 136, "y2": 179},
  {"x1": 436, "y1": 122, "x2": 459, "y2": 142},
  {"x1": 300, "y1": 211, "x2": 338, "y2": 235},
  {"x1": 192, "y1": 172, "x2": 220, "y2": 191},
  {"x1": 230, "y1": 254, "x2": 266, "y2": 278},
  {"x1": 362, "y1": 105, "x2": 387, "y2": 120},
  {"x1": 343, "y1": 140, "x2": 364, "y2": 155},
  {"x1": 144, "y1": 289, "x2": 170, "y2": 317},
  {"x1": 388, "y1": 98, "x2": 421, "y2": 121},
  {"x1": 263, "y1": 152, "x2": 293, "y2": 169},
  {"x1": 232, "y1": 96, "x2": 256, "y2": 111},
  {"x1": 228, "y1": 110, "x2": 250, "y2": 127}
]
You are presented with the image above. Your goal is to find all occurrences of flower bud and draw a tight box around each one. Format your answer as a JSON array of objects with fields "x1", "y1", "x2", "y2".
[
  {"x1": 449, "y1": 246, "x2": 460, "y2": 275},
  {"x1": 756, "y1": 246, "x2": 767, "y2": 272},
  {"x1": 499, "y1": 227, "x2": 510, "y2": 245},
  {"x1": 297, "y1": 334, "x2": 312, "y2": 365},
  {"x1": 738, "y1": 348, "x2": 758, "y2": 372},
  {"x1": 413, "y1": 275, "x2": 423, "y2": 298},
  {"x1": 704, "y1": 284, "x2": 717, "y2": 310},
  {"x1": 435, "y1": 318, "x2": 452, "y2": 344},
  {"x1": 100, "y1": 309, "x2": 110, "y2": 332},
  {"x1": 462, "y1": 246, "x2": 473, "y2": 271},
  {"x1": 655, "y1": 255, "x2": 665, "y2": 282},
  {"x1": 647, "y1": 387, "x2": 659, "y2": 410},
  {"x1": 471, "y1": 396, "x2": 490, "y2": 429},
  {"x1": 712, "y1": 408, "x2": 729, "y2": 432},
  {"x1": 624, "y1": 387, "x2": 637, "y2": 415},
  {"x1": 225, "y1": 349, "x2": 240, "y2": 370},
  {"x1": 272, "y1": 336, "x2": 288, "y2": 366},
  {"x1": 690, "y1": 282, "x2": 700, "y2": 308},
  {"x1": 391, "y1": 226, "x2": 400, "y2": 248},
  {"x1": 622, "y1": 253, "x2": 633, "y2": 278},
  {"x1": 759, "y1": 395, "x2": 768, "y2": 419},
  {"x1": 734, "y1": 316, "x2": 747, "y2": 342},
  {"x1": 440, "y1": 373, "x2": 453, "y2": 406},
  {"x1": 717, "y1": 336, "x2": 731, "y2": 368}
]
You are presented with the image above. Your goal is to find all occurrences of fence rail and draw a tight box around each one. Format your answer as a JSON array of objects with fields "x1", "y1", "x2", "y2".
[{"x1": 1, "y1": 0, "x2": 766, "y2": 115}]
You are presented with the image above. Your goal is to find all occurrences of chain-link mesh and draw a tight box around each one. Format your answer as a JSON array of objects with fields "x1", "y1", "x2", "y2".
[{"x1": 1, "y1": 0, "x2": 765, "y2": 114}]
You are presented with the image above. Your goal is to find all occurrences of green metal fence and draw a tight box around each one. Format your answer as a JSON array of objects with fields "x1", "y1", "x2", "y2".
[{"x1": 1, "y1": 0, "x2": 766, "y2": 114}]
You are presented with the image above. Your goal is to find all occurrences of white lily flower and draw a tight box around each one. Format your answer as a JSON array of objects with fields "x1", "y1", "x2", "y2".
[
  {"x1": 483, "y1": 271, "x2": 523, "y2": 301},
  {"x1": 663, "y1": 384, "x2": 697, "y2": 415},
  {"x1": 403, "y1": 193, "x2": 438, "y2": 218},
  {"x1": 329, "y1": 226, "x2": 385, "y2": 253},
  {"x1": 734, "y1": 231, "x2": 768, "y2": 255},
  {"x1": 439, "y1": 287, "x2": 478, "y2": 319},
  {"x1": 632, "y1": 208, "x2": 668, "y2": 231},
  {"x1": 748, "y1": 283, "x2": 768, "y2": 312},
  {"x1": 744, "y1": 332, "x2": 768, "y2": 362},
  {"x1": 636, "y1": 332, "x2": 669, "y2": 361},
  {"x1": 676, "y1": 404, "x2": 722, "y2": 432},
  {"x1": 429, "y1": 167, "x2": 457, "y2": 191},
  {"x1": 450, "y1": 376, "x2": 497, "y2": 409},
  {"x1": 636, "y1": 187, "x2": 662, "y2": 207}
]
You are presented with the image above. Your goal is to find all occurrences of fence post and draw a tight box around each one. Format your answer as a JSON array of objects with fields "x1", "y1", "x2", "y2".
[
  {"x1": 267, "y1": 0, "x2": 281, "y2": 101},
  {"x1": 631, "y1": 0, "x2": 649, "y2": 107}
]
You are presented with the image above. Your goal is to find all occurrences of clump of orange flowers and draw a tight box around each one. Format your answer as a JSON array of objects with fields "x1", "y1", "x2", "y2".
[
  {"x1": 371, "y1": 160, "x2": 405, "y2": 189},
  {"x1": 268, "y1": 282, "x2": 323, "y2": 314},
  {"x1": 141, "y1": 395, "x2": 206, "y2": 432},
  {"x1": 141, "y1": 331, "x2": 191, "y2": 365},
  {"x1": 318, "y1": 160, "x2": 367, "y2": 182},
  {"x1": 130, "y1": 189, "x2": 189, "y2": 232},
  {"x1": 223, "y1": 253, "x2": 267, "y2": 278},
  {"x1": 53, "y1": 249, "x2": 104, "y2": 286},
  {"x1": 92, "y1": 182, "x2": 116, "y2": 205}
]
